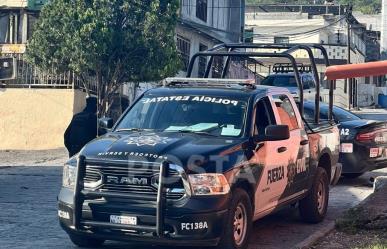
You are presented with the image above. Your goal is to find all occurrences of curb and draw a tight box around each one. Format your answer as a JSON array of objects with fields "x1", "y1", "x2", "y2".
[
  {"x1": 374, "y1": 176, "x2": 387, "y2": 192},
  {"x1": 293, "y1": 221, "x2": 335, "y2": 249},
  {"x1": 293, "y1": 179, "x2": 387, "y2": 249}
]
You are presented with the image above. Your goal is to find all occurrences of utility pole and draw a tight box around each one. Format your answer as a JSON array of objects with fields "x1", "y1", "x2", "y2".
[
  {"x1": 346, "y1": 5, "x2": 353, "y2": 109},
  {"x1": 240, "y1": 0, "x2": 245, "y2": 43}
]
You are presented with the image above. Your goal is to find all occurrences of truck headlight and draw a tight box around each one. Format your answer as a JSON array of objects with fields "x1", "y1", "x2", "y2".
[
  {"x1": 188, "y1": 174, "x2": 230, "y2": 196},
  {"x1": 62, "y1": 164, "x2": 77, "y2": 189}
]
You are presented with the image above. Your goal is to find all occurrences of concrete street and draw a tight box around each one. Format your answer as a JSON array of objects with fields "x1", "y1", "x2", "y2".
[
  {"x1": 0, "y1": 162, "x2": 386, "y2": 249},
  {"x1": 0, "y1": 110, "x2": 385, "y2": 249}
]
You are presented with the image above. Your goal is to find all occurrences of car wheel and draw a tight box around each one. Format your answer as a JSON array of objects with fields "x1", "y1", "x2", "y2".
[
  {"x1": 217, "y1": 188, "x2": 252, "y2": 249},
  {"x1": 68, "y1": 233, "x2": 105, "y2": 248},
  {"x1": 299, "y1": 167, "x2": 329, "y2": 223},
  {"x1": 342, "y1": 173, "x2": 364, "y2": 179}
]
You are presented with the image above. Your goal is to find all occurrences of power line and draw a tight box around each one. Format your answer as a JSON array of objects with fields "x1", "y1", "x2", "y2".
[{"x1": 248, "y1": 16, "x2": 346, "y2": 37}]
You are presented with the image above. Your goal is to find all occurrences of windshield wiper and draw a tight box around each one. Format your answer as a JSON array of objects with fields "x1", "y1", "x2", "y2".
[
  {"x1": 115, "y1": 128, "x2": 152, "y2": 132},
  {"x1": 174, "y1": 130, "x2": 218, "y2": 137}
]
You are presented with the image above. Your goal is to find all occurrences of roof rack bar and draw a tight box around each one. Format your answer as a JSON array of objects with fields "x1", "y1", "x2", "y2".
[
  {"x1": 219, "y1": 43, "x2": 328, "y2": 124},
  {"x1": 220, "y1": 43, "x2": 330, "y2": 67},
  {"x1": 186, "y1": 43, "x2": 333, "y2": 124},
  {"x1": 221, "y1": 48, "x2": 233, "y2": 78},
  {"x1": 187, "y1": 51, "x2": 304, "y2": 117},
  {"x1": 282, "y1": 45, "x2": 321, "y2": 124},
  {"x1": 203, "y1": 43, "x2": 227, "y2": 78},
  {"x1": 200, "y1": 43, "x2": 330, "y2": 76}
]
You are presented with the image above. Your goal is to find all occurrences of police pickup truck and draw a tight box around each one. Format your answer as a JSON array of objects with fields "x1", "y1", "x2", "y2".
[{"x1": 58, "y1": 78, "x2": 341, "y2": 249}]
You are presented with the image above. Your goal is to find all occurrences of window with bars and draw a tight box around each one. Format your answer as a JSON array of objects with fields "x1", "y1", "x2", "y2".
[
  {"x1": 196, "y1": 0, "x2": 207, "y2": 22},
  {"x1": 198, "y1": 43, "x2": 208, "y2": 77},
  {"x1": 0, "y1": 13, "x2": 21, "y2": 44},
  {"x1": 176, "y1": 35, "x2": 191, "y2": 72}
]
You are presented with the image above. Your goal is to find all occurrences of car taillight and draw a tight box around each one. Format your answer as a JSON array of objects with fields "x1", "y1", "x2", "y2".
[{"x1": 356, "y1": 129, "x2": 387, "y2": 144}]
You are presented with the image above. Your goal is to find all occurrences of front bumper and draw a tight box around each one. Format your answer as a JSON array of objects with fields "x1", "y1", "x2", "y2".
[
  {"x1": 58, "y1": 157, "x2": 230, "y2": 246},
  {"x1": 58, "y1": 200, "x2": 227, "y2": 246}
]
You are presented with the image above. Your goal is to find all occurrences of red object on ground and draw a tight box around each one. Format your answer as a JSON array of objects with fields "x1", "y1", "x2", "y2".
[{"x1": 325, "y1": 60, "x2": 387, "y2": 80}]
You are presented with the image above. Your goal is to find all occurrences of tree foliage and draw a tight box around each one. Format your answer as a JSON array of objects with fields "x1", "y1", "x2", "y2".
[
  {"x1": 246, "y1": 0, "x2": 381, "y2": 14},
  {"x1": 27, "y1": 0, "x2": 181, "y2": 116}
]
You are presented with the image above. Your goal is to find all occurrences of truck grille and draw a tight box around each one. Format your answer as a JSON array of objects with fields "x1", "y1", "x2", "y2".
[{"x1": 83, "y1": 162, "x2": 185, "y2": 200}]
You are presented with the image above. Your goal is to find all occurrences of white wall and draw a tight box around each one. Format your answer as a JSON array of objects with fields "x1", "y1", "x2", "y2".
[
  {"x1": 3, "y1": 0, "x2": 28, "y2": 7},
  {"x1": 180, "y1": 0, "x2": 240, "y2": 34},
  {"x1": 247, "y1": 17, "x2": 326, "y2": 44},
  {"x1": 176, "y1": 25, "x2": 217, "y2": 77},
  {"x1": 358, "y1": 83, "x2": 376, "y2": 107}
]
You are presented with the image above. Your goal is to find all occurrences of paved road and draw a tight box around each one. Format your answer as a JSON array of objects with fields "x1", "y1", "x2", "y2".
[
  {"x1": 0, "y1": 111, "x2": 385, "y2": 249},
  {"x1": 1, "y1": 165, "x2": 386, "y2": 249}
]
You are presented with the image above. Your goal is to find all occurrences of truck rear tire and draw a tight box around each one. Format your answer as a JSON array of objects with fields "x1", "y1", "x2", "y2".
[
  {"x1": 69, "y1": 233, "x2": 105, "y2": 248},
  {"x1": 299, "y1": 167, "x2": 329, "y2": 223},
  {"x1": 217, "y1": 188, "x2": 252, "y2": 249}
]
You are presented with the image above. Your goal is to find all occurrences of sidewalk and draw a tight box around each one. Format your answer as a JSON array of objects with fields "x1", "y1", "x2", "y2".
[
  {"x1": 312, "y1": 180, "x2": 387, "y2": 249},
  {"x1": 0, "y1": 148, "x2": 68, "y2": 167}
]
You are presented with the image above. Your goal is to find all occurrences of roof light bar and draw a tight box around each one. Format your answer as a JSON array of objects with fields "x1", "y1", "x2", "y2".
[{"x1": 162, "y1": 77, "x2": 256, "y2": 87}]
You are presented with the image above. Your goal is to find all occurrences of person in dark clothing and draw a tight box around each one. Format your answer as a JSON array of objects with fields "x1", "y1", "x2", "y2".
[{"x1": 64, "y1": 96, "x2": 98, "y2": 157}]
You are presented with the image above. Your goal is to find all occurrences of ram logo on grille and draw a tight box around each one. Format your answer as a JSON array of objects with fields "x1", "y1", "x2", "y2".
[{"x1": 106, "y1": 176, "x2": 148, "y2": 185}]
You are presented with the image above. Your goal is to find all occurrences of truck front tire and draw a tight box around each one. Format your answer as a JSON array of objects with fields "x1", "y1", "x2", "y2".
[
  {"x1": 69, "y1": 233, "x2": 105, "y2": 248},
  {"x1": 217, "y1": 188, "x2": 252, "y2": 249},
  {"x1": 299, "y1": 167, "x2": 329, "y2": 223}
]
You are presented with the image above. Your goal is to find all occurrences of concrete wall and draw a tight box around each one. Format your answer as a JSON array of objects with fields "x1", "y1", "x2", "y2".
[
  {"x1": 176, "y1": 24, "x2": 217, "y2": 77},
  {"x1": 2, "y1": 0, "x2": 28, "y2": 8},
  {"x1": 0, "y1": 89, "x2": 87, "y2": 150},
  {"x1": 358, "y1": 83, "x2": 376, "y2": 107},
  {"x1": 180, "y1": 0, "x2": 242, "y2": 42},
  {"x1": 321, "y1": 80, "x2": 349, "y2": 109}
]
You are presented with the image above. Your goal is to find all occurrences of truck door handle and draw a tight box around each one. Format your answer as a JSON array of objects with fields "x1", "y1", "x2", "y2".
[
  {"x1": 277, "y1": 147, "x2": 287, "y2": 153},
  {"x1": 300, "y1": 140, "x2": 309, "y2": 146}
]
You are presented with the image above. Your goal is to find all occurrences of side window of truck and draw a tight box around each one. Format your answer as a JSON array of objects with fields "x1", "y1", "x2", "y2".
[
  {"x1": 272, "y1": 95, "x2": 299, "y2": 131},
  {"x1": 254, "y1": 97, "x2": 275, "y2": 135}
]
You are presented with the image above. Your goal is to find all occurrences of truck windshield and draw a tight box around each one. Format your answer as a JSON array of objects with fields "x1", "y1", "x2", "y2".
[
  {"x1": 115, "y1": 94, "x2": 248, "y2": 137},
  {"x1": 261, "y1": 75, "x2": 298, "y2": 88}
]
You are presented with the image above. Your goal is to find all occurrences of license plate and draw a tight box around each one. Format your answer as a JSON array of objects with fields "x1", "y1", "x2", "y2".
[
  {"x1": 370, "y1": 148, "x2": 379, "y2": 158},
  {"x1": 340, "y1": 143, "x2": 353, "y2": 153},
  {"x1": 110, "y1": 215, "x2": 137, "y2": 225}
]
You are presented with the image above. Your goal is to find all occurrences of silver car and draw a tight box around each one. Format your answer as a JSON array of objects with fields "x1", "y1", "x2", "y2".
[{"x1": 261, "y1": 73, "x2": 319, "y2": 101}]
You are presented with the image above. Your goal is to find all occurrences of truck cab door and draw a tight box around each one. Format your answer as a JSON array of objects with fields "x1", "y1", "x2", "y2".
[
  {"x1": 252, "y1": 97, "x2": 292, "y2": 215},
  {"x1": 271, "y1": 94, "x2": 309, "y2": 200}
]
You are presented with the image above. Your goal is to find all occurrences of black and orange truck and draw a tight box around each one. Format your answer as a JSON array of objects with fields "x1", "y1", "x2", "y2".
[{"x1": 58, "y1": 44, "x2": 342, "y2": 249}]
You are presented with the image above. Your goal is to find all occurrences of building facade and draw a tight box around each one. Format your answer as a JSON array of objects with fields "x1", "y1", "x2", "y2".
[
  {"x1": 176, "y1": 0, "x2": 245, "y2": 77},
  {"x1": 0, "y1": 0, "x2": 81, "y2": 87},
  {"x1": 244, "y1": 4, "x2": 384, "y2": 108}
]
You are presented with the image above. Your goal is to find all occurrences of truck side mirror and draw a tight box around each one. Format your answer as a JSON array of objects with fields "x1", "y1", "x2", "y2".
[
  {"x1": 254, "y1": 125, "x2": 290, "y2": 142},
  {"x1": 98, "y1": 117, "x2": 113, "y2": 135},
  {"x1": 265, "y1": 125, "x2": 290, "y2": 141}
]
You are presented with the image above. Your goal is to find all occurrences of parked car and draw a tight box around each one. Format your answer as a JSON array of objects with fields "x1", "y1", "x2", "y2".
[
  {"x1": 261, "y1": 73, "x2": 320, "y2": 101},
  {"x1": 58, "y1": 78, "x2": 341, "y2": 249},
  {"x1": 304, "y1": 102, "x2": 387, "y2": 178}
]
